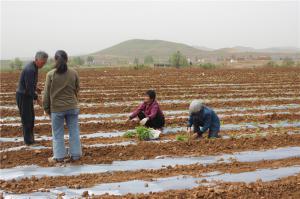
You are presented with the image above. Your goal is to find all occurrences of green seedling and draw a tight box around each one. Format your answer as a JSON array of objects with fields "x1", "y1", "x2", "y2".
[
  {"x1": 176, "y1": 135, "x2": 189, "y2": 142},
  {"x1": 123, "y1": 130, "x2": 136, "y2": 138},
  {"x1": 123, "y1": 126, "x2": 154, "y2": 141},
  {"x1": 135, "y1": 126, "x2": 151, "y2": 141}
]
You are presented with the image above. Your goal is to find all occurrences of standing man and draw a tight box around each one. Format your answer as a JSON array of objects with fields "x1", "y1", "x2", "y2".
[{"x1": 16, "y1": 51, "x2": 48, "y2": 145}]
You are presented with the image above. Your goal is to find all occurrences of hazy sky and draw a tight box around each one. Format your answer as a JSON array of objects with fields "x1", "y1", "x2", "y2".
[{"x1": 1, "y1": 0, "x2": 299, "y2": 59}]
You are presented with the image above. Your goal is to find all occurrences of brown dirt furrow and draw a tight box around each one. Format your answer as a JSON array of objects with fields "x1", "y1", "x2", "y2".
[
  {"x1": 1, "y1": 98, "x2": 299, "y2": 118},
  {"x1": 96, "y1": 173, "x2": 300, "y2": 199},
  {"x1": 0, "y1": 128, "x2": 294, "y2": 152},
  {"x1": 2, "y1": 92, "x2": 300, "y2": 103},
  {"x1": 1, "y1": 157, "x2": 300, "y2": 194},
  {"x1": 1, "y1": 126, "x2": 299, "y2": 151},
  {"x1": 3, "y1": 107, "x2": 300, "y2": 126},
  {"x1": 1, "y1": 112, "x2": 299, "y2": 137},
  {"x1": 0, "y1": 134, "x2": 299, "y2": 169}
]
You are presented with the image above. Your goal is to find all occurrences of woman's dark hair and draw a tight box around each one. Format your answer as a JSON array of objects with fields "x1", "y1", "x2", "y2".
[
  {"x1": 54, "y1": 50, "x2": 68, "y2": 74},
  {"x1": 145, "y1": 90, "x2": 156, "y2": 100}
]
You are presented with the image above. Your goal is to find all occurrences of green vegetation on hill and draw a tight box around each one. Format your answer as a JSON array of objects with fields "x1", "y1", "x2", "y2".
[{"x1": 91, "y1": 39, "x2": 206, "y2": 64}]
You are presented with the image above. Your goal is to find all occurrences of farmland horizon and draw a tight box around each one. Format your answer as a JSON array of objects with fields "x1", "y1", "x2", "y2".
[{"x1": 1, "y1": 38, "x2": 299, "y2": 61}]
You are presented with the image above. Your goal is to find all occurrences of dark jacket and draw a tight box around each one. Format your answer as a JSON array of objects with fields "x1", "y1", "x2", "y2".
[
  {"x1": 16, "y1": 61, "x2": 38, "y2": 100},
  {"x1": 188, "y1": 106, "x2": 220, "y2": 133},
  {"x1": 130, "y1": 100, "x2": 164, "y2": 120}
]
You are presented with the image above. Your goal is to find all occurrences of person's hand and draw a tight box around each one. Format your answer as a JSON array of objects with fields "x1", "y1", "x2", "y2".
[
  {"x1": 127, "y1": 117, "x2": 136, "y2": 124},
  {"x1": 140, "y1": 117, "x2": 149, "y2": 126},
  {"x1": 127, "y1": 118, "x2": 132, "y2": 123},
  {"x1": 36, "y1": 87, "x2": 42, "y2": 95}
]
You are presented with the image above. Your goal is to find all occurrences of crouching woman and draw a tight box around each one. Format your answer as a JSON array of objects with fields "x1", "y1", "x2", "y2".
[
  {"x1": 187, "y1": 100, "x2": 220, "y2": 139},
  {"x1": 128, "y1": 90, "x2": 165, "y2": 130},
  {"x1": 43, "y1": 50, "x2": 82, "y2": 163}
]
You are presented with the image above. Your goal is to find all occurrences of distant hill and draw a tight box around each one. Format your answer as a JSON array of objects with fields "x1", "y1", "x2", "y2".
[
  {"x1": 91, "y1": 39, "x2": 207, "y2": 64},
  {"x1": 90, "y1": 39, "x2": 299, "y2": 65},
  {"x1": 258, "y1": 47, "x2": 300, "y2": 53},
  {"x1": 214, "y1": 46, "x2": 300, "y2": 54},
  {"x1": 193, "y1": 46, "x2": 214, "y2": 51},
  {"x1": 215, "y1": 46, "x2": 256, "y2": 53}
]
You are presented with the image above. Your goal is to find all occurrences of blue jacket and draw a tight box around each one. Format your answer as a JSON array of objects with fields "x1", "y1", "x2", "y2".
[
  {"x1": 16, "y1": 61, "x2": 38, "y2": 100},
  {"x1": 188, "y1": 106, "x2": 220, "y2": 133}
]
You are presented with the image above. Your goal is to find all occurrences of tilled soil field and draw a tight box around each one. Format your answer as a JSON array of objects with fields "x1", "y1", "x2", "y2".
[{"x1": 0, "y1": 67, "x2": 300, "y2": 198}]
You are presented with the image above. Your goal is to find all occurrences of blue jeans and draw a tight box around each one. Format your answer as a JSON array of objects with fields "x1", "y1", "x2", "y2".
[{"x1": 51, "y1": 109, "x2": 82, "y2": 160}]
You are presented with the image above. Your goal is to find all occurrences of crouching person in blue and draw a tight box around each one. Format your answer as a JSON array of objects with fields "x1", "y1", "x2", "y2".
[{"x1": 187, "y1": 100, "x2": 220, "y2": 139}]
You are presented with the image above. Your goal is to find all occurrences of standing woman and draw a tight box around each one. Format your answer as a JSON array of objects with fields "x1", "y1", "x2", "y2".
[{"x1": 43, "y1": 50, "x2": 82, "y2": 162}]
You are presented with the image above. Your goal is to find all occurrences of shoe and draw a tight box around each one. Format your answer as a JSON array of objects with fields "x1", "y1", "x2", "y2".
[
  {"x1": 25, "y1": 142, "x2": 35, "y2": 146},
  {"x1": 63, "y1": 157, "x2": 72, "y2": 163},
  {"x1": 48, "y1": 157, "x2": 64, "y2": 163},
  {"x1": 63, "y1": 156, "x2": 81, "y2": 163},
  {"x1": 208, "y1": 135, "x2": 221, "y2": 139},
  {"x1": 192, "y1": 133, "x2": 203, "y2": 140},
  {"x1": 71, "y1": 156, "x2": 81, "y2": 161}
]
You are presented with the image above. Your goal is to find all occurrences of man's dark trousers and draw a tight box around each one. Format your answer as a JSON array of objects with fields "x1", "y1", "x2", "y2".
[{"x1": 16, "y1": 93, "x2": 35, "y2": 145}]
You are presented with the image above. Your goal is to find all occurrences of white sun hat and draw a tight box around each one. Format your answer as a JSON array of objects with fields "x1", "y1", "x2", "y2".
[{"x1": 189, "y1": 99, "x2": 204, "y2": 115}]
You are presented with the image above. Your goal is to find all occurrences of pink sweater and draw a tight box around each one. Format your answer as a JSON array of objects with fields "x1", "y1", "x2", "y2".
[{"x1": 130, "y1": 100, "x2": 164, "y2": 120}]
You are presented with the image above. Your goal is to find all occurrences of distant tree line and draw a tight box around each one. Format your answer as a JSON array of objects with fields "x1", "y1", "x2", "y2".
[
  {"x1": 9, "y1": 58, "x2": 23, "y2": 70},
  {"x1": 144, "y1": 55, "x2": 154, "y2": 64},
  {"x1": 131, "y1": 55, "x2": 155, "y2": 70},
  {"x1": 70, "y1": 56, "x2": 95, "y2": 66},
  {"x1": 132, "y1": 51, "x2": 190, "y2": 69},
  {"x1": 168, "y1": 51, "x2": 189, "y2": 68},
  {"x1": 266, "y1": 58, "x2": 298, "y2": 68},
  {"x1": 7, "y1": 54, "x2": 298, "y2": 71}
]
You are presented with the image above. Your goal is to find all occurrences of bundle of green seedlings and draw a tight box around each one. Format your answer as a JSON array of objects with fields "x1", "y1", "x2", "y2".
[
  {"x1": 123, "y1": 126, "x2": 152, "y2": 141},
  {"x1": 175, "y1": 134, "x2": 189, "y2": 142}
]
